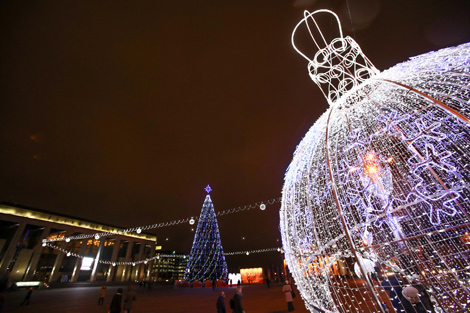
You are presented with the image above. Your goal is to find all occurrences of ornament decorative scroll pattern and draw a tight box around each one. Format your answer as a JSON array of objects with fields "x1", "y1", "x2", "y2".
[{"x1": 281, "y1": 10, "x2": 470, "y2": 313}]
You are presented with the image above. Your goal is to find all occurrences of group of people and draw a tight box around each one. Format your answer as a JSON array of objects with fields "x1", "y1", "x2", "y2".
[
  {"x1": 380, "y1": 274, "x2": 435, "y2": 313},
  {"x1": 216, "y1": 286, "x2": 244, "y2": 313},
  {"x1": 216, "y1": 280, "x2": 297, "y2": 313},
  {"x1": 138, "y1": 280, "x2": 155, "y2": 290},
  {"x1": 100, "y1": 285, "x2": 137, "y2": 313}
]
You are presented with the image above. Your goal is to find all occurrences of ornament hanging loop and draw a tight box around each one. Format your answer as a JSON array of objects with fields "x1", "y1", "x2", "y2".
[
  {"x1": 292, "y1": 10, "x2": 379, "y2": 105},
  {"x1": 292, "y1": 10, "x2": 344, "y2": 61}
]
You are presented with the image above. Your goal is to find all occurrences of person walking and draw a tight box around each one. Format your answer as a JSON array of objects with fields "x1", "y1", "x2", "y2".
[
  {"x1": 98, "y1": 285, "x2": 107, "y2": 305},
  {"x1": 411, "y1": 275, "x2": 435, "y2": 313},
  {"x1": 282, "y1": 280, "x2": 295, "y2": 312},
  {"x1": 20, "y1": 287, "x2": 33, "y2": 305},
  {"x1": 123, "y1": 285, "x2": 137, "y2": 313},
  {"x1": 216, "y1": 291, "x2": 226, "y2": 313},
  {"x1": 401, "y1": 286, "x2": 427, "y2": 313},
  {"x1": 232, "y1": 286, "x2": 244, "y2": 313},
  {"x1": 381, "y1": 274, "x2": 404, "y2": 313},
  {"x1": 109, "y1": 288, "x2": 123, "y2": 313}
]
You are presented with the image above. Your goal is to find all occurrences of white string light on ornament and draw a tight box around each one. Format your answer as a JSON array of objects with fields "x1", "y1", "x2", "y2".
[
  {"x1": 281, "y1": 9, "x2": 470, "y2": 313},
  {"x1": 42, "y1": 197, "x2": 281, "y2": 244}
]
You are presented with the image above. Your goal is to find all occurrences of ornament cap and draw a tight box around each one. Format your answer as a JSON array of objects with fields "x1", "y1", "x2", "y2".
[{"x1": 292, "y1": 10, "x2": 379, "y2": 105}]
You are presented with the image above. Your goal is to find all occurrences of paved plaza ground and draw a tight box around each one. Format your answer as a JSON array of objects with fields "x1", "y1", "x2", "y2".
[{"x1": 3, "y1": 283, "x2": 310, "y2": 313}]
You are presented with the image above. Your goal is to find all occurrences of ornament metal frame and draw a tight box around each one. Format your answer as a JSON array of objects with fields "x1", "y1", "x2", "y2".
[{"x1": 280, "y1": 10, "x2": 470, "y2": 313}]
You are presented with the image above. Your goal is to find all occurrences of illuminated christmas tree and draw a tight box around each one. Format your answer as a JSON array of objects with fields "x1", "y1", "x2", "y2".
[
  {"x1": 184, "y1": 185, "x2": 228, "y2": 282},
  {"x1": 280, "y1": 10, "x2": 470, "y2": 313}
]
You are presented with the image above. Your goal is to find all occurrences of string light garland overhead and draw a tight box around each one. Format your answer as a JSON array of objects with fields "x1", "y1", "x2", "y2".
[
  {"x1": 42, "y1": 196, "x2": 281, "y2": 244},
  {"x1": 42, "y1": 243, "x2": 281, "y2": 266},
  {"x1": 281, "y1": 10, "x2": 470, "y2": 313}
]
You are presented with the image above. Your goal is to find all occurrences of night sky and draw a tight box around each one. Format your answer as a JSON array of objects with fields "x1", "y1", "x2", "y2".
[{"x1": 1, "y1": 0, "x2": 469, "y2": 269}]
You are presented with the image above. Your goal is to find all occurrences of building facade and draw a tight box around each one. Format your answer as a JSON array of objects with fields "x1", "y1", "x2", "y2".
[
  {"x1": 0, "y1": 202, "x2": 157, "y2": 283},
  {"x1": 153, "y1": 251, "x2": 187, "y2": 281}
]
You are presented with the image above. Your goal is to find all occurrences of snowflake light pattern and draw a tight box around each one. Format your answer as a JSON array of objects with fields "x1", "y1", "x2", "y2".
[{"x1": 280, "y1": 10, "x2": 470, "y2": 313}]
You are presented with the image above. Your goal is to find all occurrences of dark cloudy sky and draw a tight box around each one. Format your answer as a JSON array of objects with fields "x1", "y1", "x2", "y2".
[{"x1": 1, "y1": 0, "x2": 469, "y2": 268}]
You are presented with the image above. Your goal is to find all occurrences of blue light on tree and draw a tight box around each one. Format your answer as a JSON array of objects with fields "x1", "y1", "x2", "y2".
[
  {"x1": 184, "y1": 185, "x2": 228, "y2": 282},
  {"x1": 280, "y1": 10, "x2": 470, "y2": 313}
]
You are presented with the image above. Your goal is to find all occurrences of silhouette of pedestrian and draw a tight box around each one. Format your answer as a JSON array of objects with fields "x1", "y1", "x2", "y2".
[
  {"x1": 232, "y1": 286, "x2": 244, "y2": 313},
  {"x1": 20, "y1": 287, "x2": 33, "y2": 305},
  {"x1": 282, "y1": 280, "x2": 295, "y2": 312},
  {"x1": 109, "y1": 288, "x2": 123, "y2": 313},
  {"x1": 98, "y1": 285, "x2": 106, "y2": 305},
  {"x1": 381, "y1": 274, "x2": 404, "y2": 313},
  {"x1": 123, "y1": 285, "x2": 137, "y2": 313},
  {"x1": 402, "y1": 286, "x2": 427, "y2": 313},
  {"x1": 216, "y1": 291, "x2": 226, "y2": 313},
  {"x1": 411, "y1": 274, "x2": 435, "y2": 313}
]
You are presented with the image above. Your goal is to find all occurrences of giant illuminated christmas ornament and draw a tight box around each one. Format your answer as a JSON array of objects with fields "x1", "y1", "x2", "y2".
[
  {"x1": 184, "y1": 185, "x2": 228, "y2": 282},
  {"x1": 280, "y1": 10, "x2": 470, "y2": 313}
]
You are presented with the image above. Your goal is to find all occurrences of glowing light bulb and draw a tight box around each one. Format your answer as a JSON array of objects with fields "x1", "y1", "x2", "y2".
[
  {"x1": 189, "y1": 218, "x2": 195, "y2": 225},
  {"x1": 366, "y1": 165, "x2": 378, "y2": 174},
  {"x1": 260, "y1": 203, "x2": 266, "y2": 210},
  {"x1": 65, "y1": 238, "x2": 71, "y2": 242},
  {"x1": 136, "y1": 228, "x2": 142, "y2": 234}
]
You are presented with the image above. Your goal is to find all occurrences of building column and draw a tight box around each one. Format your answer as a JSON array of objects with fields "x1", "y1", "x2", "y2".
[
  {"x1": 49, "y1": 237, "x2": 68, "y2": 283},
  {"x1": 24, "y1": 226, "x2": 51, "y2": 281},
  {"x1": 121, "y1": 240, "x2": 134, "y2": 282},
  {"x1": 70, "y1": 240, "x2": 87, "y2": 282},
  {"x1": 148, "y1": 242, "x2": 156, "y2": 282},
  {"x1": 132, "y1": 243, "x2": 144, "y2": 281},
  {"x1": 0, "y1": 223, "x2": 26, "y2": 273},
  {"x1": 106, "y1": 239, "x2": 120, "y2": 282},
  {"x1": 90, "y1": 238, "x2": 104, "y2": 282}
]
